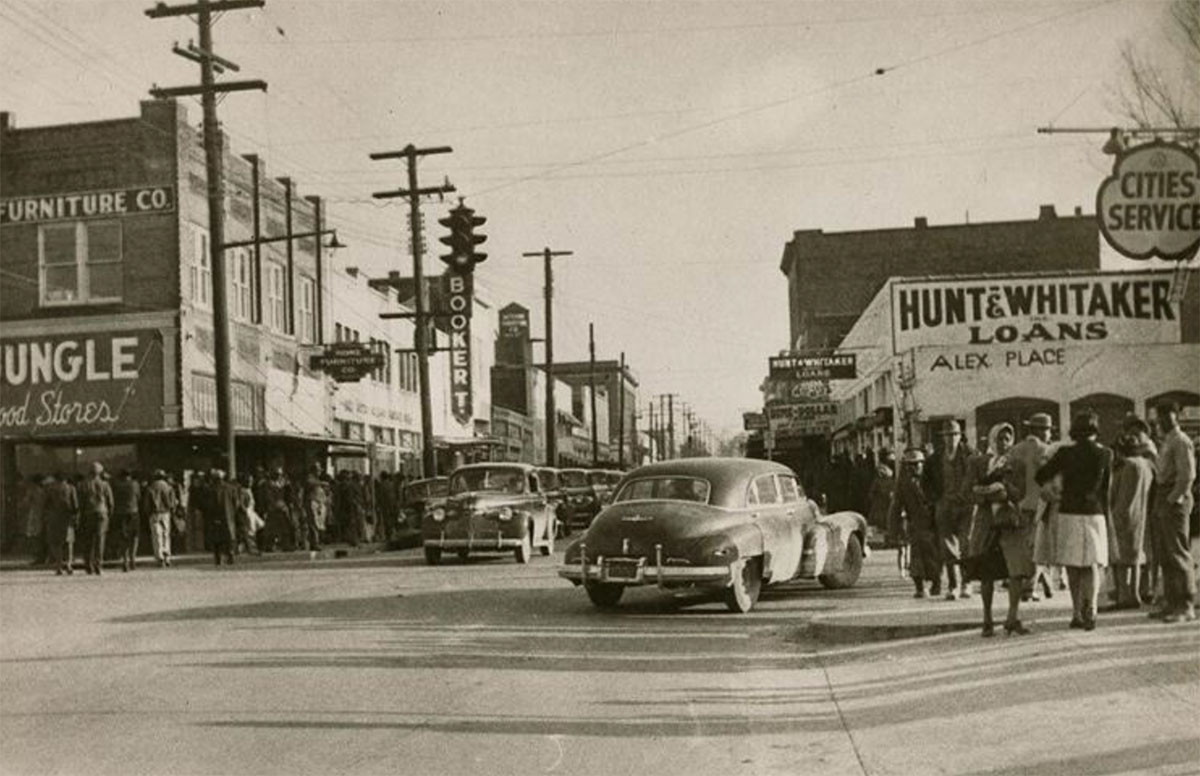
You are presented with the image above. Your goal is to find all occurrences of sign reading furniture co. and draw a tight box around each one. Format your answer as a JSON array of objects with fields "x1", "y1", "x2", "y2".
[
  {"x1": 1097, "y1": 140, "x2": 1200, "y2": 262},
  {"x1": 0, "y1": 330, "x2": 163, "y2": 435},
  {"x1": 0, "y1": 186, "x2": 176, "y2": 226},
  {"x1": 890, "y1": 272, "x2": 1180, "y2": 354}
]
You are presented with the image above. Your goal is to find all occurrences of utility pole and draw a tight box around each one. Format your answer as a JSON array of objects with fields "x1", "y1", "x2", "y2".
[
  {"x1": 647, "y1": 400, "x2": 656, "y2": 463},
  {"x1": 523, "y1": 247, "x2": 573, "y2": 466},
  {"x1": 370, "y1": 145, "x2": 455, "y2": 478},
  {"x1": 617, "y1": 351, "x2": 626, "y2": 469},
  {"x1": 148, "y1": 0, "x2": 266, "y2": 479},
  {"x1": 588, "y1": 322, "x2": 598, "y2": 466}
]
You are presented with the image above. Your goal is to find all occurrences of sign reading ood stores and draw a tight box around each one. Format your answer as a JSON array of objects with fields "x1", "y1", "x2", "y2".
[
  {"x1": 0, "y1": 331, "x2": 163, "y2": 435},
  {"x1": 890, "y1": 271, "x2": 1180, "y2": 354}
]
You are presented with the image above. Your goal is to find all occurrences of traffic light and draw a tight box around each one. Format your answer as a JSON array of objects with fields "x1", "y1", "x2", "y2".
[{"x1": 438, "y1": 202, "x2": 487, "y2": 272}]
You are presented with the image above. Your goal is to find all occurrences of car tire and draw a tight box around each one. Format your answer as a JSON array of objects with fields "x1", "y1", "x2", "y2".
[
  {"x1": 819, "y1": 533, "x2": 864, "y2": 589},
  {"x1": 423, "y1": 546, "x2": 442, "y2": 566},
  {"x1": 584, "y1": 581, "x2": 624, "y2": 609},
  {"x1": 514, "y1": 529, "x2": 533, "y2": 564},
  {"x1": 724, "y1": 556, "x2": 763, "y2": 613}
]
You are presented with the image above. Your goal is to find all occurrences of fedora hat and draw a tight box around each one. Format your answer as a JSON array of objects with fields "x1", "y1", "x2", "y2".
[{"x1": 1023, "y1": 412, "x2": 1053, "y2": 431}]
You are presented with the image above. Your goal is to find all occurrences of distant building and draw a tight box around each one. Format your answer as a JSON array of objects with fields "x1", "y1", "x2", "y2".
[{"x1": 779, "y1": 206, "x2": 1101, "y2": 350}]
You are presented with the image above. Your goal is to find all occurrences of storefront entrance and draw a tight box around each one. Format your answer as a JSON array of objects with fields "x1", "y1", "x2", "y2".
[{"x1": 1070, "y1": 393, "x2": 1134, "y2": 445}]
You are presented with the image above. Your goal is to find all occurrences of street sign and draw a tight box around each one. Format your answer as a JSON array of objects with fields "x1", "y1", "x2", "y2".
[
  {"x1": 1097, "y1": 140, "x2": 1200, "y2": 262},
  {"x1": 766, "y1": 401, "x2": 838, "y2": 438},
  {"x1": 311, "y1": 344, "x2": 384, "y2": 383},
  {"x1": 769, "y1": 351, "x2": 856, "y2": 380}
]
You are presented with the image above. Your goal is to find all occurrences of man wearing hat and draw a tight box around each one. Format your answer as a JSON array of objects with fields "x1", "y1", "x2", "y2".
[
  {"x1": 142, "y1": 469, "x2": 178, "y2": 569},
  {"x1": 923, "y1": 419, "x2": 974, "y2": 599},
  {"x1": 1009, "y1": 412, "x2": 1056, "y2": 600},
  {"x1": 889, "y1": 448, "x2": 942, "y2": 598}
]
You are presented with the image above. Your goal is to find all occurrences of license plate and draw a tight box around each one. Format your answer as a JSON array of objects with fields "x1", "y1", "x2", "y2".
[{"x1": 604, "y1": 559, "x2": 642, "y2": 580}]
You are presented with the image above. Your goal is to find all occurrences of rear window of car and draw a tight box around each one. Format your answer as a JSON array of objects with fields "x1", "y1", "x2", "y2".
[
  {"x1": 450, "y1": 468, "x2": 525, "y2": 495},
  {"x1": 560, "y1": 470, "x2": 588, "y2": 487},
  {"x1": 614, "y1": 477, "x2": 711, "y2": 504},
  {"x1": 587, "y1": 471, "x2": 607, "y2": 486}
]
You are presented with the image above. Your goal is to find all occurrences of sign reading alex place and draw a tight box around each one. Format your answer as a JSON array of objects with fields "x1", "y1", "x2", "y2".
[
  {"x1": 0, "y1": 330, "x2": 164, "y2": 435},
  {"x1": 1, "y1": 186, "x2": 176, "y2": 226},
  {"x1": 1097, "y1": 140, "x2": 1200, "y2": 262}
]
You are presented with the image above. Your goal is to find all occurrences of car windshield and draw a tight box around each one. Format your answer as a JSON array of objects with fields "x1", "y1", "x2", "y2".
[
  {"x1": 450, "y1": 468, "x2": 525, "y2": 495},
  {"x1": 404, "y1": 480, "x2": 448, "y2": 501},
  {"x1": 587, "y1": 471, "x2": 607, "y2": 486},
  {"x1": 614, "y1": 477, "x2": 711, "y2": 504},
  {"x1": 539, "y1": 471, "x2": 560, "y2": 489},
  {"x1": 560, "y1": 470, "x2": 588, "y2": 487}
]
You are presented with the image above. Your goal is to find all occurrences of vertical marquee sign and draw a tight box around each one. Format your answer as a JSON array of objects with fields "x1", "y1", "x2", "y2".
[{"x1": 442, "y1": 270, "x2": 474, "y2": 425}]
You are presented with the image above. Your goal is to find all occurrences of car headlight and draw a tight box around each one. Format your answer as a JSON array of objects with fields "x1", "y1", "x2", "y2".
[
  {"x1": 431, "y1": 507, "x2": 445, "y2": 523},
  {"x1": 497, "y1": 506, "x2": 513, "y2": 522}
]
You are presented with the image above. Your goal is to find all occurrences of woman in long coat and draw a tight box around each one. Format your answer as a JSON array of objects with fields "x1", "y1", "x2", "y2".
[
  {"x1": 1106, "y1": 433, "x2": 1154, "y2": 610},
  {"x1": 889, "y1": 449, "x2": 942, "y2": 598},
  {"x1": 1035, "y1": 410, "x2": 1112, "y2": 630},
  {"x1": 964, "y1": 423, "x2": 1034, "y2": 636}
]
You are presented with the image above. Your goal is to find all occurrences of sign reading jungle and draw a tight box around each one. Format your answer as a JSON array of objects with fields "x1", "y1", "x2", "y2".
[
  {"x1": 0, "y1": 330, "x2": 163, "y2": 436},
  {"x1": 1, "y1": 185, "x2": 176, "y2": 226},
  {"x1": 890, "y1": 272, "x2": 1180, "y2": 353}
]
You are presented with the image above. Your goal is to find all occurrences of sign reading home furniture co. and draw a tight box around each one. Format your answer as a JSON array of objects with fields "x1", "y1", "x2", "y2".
[
  {"x1": 890, "y1": 271, "x2": 1180, "y2": 354},
  {"x1": 0, "y1": 330, "x2": 163, "y2": 435},
  {"x1": 0, "y1": 186, "x2": 175, "y2": 225},
  {"x1": 1097, "y1": 140, "x2": 1200, "y2": 262}
]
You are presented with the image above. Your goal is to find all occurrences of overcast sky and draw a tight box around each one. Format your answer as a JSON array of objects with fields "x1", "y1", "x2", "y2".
[{"x1": 0, "y1": 0, "x2": 1178, "y2": 438}]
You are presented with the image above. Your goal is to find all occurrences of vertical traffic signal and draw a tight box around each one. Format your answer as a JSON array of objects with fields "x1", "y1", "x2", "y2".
[{"x1": 438, "y1": 202, "x2": 487, "y2": 272}]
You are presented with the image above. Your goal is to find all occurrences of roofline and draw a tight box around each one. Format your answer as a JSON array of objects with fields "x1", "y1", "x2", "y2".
[{"x1": 885, "y1": 266, "x2": 1194, "y2": 285}]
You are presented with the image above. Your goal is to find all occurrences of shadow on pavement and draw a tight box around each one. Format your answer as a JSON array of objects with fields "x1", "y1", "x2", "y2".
[{"x1": 955, "y1": 738, "x2": 1200, "y2": 776}]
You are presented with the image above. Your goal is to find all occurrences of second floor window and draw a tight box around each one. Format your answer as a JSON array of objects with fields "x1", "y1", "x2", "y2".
[
  {"x1": 39, "y1": 221, "x2": 123, "y2": 306},
  {"x1": 267, "y1": 263, "x2": 286, "y2": 332},
  {"x1": 190, "y1": 226, "x2": 211, "y2": 308},
  {"x1": 231, "y1": 248, "x2": 253, "y2": 321},
  {"x1": 298, "y1": 276, "x2": 316, "y2": 343}
]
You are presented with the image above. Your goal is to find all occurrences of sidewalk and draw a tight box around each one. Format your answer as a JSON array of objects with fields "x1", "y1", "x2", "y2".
[{"x1": 0, "y1": 541, "x2": 401, "y2": 573}]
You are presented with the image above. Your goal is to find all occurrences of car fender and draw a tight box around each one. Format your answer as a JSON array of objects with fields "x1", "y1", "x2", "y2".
[{"x1": 813, "y1": 511, "x2": 869, "y2": 575}]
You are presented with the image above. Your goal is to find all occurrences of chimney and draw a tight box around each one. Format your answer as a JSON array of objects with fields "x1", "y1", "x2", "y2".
[
  {"x1": 1074, "y1": 206, "x2": 1083, "y2": 216},
  {"x1": 914, "y1": 216, "x2": 928, "y2": 229},
  {"x1": 1038, "y1": 204, "x2": 1057, "y2": 220},
  {"x1": 0, "y1": 111, "x2": 13, "y2": 131}
]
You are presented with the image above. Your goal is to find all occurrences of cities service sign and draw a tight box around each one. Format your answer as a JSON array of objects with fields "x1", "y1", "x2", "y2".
[{"x1": 1097, "y1": 140, "x2": 1200, "y2": 262}]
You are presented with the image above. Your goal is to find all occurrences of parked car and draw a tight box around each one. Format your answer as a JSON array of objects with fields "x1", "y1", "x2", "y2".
[
  {"x1": 423, "y1": 463, "x2": 556, "y2": 565},
  {"x1": 537, "y1": 467, "x2": 571, "y2": 537},
  {"x1": 558, "y1": 457, "x2": 868, "y2": 613},
  {"x1": 391, "y1": 476, "x2": 449, "y2": 548},
  {"x1": 559, "y1": 467, "x2": 601, "y2": 530},
  {"x1": 595, "y1": 469, "x2": 625, "y2": 506}
]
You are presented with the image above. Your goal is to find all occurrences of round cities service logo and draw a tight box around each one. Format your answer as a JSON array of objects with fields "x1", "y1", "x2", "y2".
[{"x1": 1096, "y1": 140, "x2": 1200, "y2": 262}]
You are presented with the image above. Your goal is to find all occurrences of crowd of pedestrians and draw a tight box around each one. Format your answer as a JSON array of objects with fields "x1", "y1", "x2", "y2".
[
  {"x1": 885, "y1": 402, "x2": 1198, "y2": 635},
  {"x1": 14, "y1": 462, "x2": 413, "y2": 573}
]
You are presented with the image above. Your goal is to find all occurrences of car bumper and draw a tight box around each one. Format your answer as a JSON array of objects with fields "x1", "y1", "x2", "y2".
[
  {"x1": 424, "y1": 533, "x2": 523, "y2": 551},
  {"x1": 558, "y1": 546, "x2": 735, "y2": 586}
]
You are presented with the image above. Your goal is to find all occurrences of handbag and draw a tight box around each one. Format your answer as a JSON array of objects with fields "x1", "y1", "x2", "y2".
[{"x1": 962, "y1": 505, "x2": 994, "y2": 559}]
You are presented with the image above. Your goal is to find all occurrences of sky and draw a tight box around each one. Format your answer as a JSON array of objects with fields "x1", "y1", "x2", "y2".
[{"x1": 0, "y1": 0, "x2": 1183, "y2": 440}]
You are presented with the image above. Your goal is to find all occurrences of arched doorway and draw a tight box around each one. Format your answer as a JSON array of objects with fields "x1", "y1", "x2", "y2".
[
  {"x1": 1070, "y1": 393, "x2": 1135, "y2": 445},
  {"x1": 975, "y1": 397, "x2": 1059, "y2": 449},
  {"x1": 1147, "y1": 390, "x2": 1200, "y2": 437}
]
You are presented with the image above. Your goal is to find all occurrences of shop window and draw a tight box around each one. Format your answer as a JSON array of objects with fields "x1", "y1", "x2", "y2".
[
  {"x1": 298, "y1": 276, "x2": 316, "y2": 343},
  {"x1": 39, "y1": 221, "x2": 122, "y2": 305},
  {"x1": 190, "y1": 226, "x2": 211, "y2": 309},
  {"x1": 191, "y1": 373, "x2": 263, "y2": 430}
]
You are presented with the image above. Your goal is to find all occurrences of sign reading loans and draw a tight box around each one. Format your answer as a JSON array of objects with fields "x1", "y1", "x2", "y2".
[
  {"x1": 0, "y1": 330, "x2": 164, "y2": 435},
  {"x1": 1, "y1": 186, "x2": 176, "y2": 226},
  {"x1": 890, "y1": 272, "x2": 1180, "y2": 353},
  {"x1": 1097, "y1": 140, "x2": 1200, "y2": 262}
]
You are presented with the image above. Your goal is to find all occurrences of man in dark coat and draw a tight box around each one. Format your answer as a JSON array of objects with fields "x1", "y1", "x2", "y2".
[
  {"x1": 923, "y1": 419, "x2": 974, "y2": 600},
  {"x1": 335, "y1": 471, "x2": 365, "y2": 547},
  {"x1": 43, "y1": 473, "x2": 79, "y2": 576},
  {"x1": 261, "y1": 468, "x2": 296, "y2": 552},
  {"x1": 890, "y1": 449, "x2": 942, "y2": 598},
  {"x1": 111, "y1": 470, "x2": 142, "y2": 572},
  {"x1": 204, "y1": 468, "x2": 240, "y2": 566}
]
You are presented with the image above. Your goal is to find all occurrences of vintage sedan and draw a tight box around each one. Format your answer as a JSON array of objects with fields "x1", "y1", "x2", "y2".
[
  {"x1": 559, "y1": 467, "x2": 602, "y2": 530},
  {"x1": 390, "y1": 476, "x2": 449, "y2": 549},
  {"x1": 423, "y1": 463, "x2": 556, "y2": 565},
  {"x1": 558, "y1": 458, "x2": 868, "y2": 613}
]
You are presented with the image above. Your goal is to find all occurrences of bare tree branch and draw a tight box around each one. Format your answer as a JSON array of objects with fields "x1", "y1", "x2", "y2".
[{"x1": 1110, "y1": 0, "x2": 1200, "y2": 130}]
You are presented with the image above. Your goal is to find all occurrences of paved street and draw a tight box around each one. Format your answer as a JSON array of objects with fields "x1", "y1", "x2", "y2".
[{"x1": 1, "y1": 549, "x2": 1197, "y2": 775}]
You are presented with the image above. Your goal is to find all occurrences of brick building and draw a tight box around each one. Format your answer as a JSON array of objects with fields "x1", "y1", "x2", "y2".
[{"x1": 779, "y1": 206, "x2": 1101, "y2": 350}]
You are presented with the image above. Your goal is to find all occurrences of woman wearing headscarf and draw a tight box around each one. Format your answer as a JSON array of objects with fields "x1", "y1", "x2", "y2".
[
  {"x1": 1105, "y1": 433, "x2": 1154, "y2": 610},
  {"x1": 964, "y1": 422, "x2": 1032, "y2": 636},
  {"x1": 1035, "y1": 410, "x2": 1112, "y2": 630}
]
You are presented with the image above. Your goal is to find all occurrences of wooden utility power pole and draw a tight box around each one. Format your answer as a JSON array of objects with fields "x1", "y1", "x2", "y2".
[
  {"x1": 370, "y1": 145, "x2": 455, "y2": 478},
  {"x1": 646, "y1": 401, "x2": 656, "y2": 463},
  {"x1": 523, "y1": 247, "x2": 572, "y2": 466},
  {"x1": 588, "y1": 323, "x2": 598, "y2": 466},
  {"x1": 148, "y1": 0, "x2": 266, "y2": 479},
  {"x1": 617, "y1": 351, "x2": 626, "y2": 469}
]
